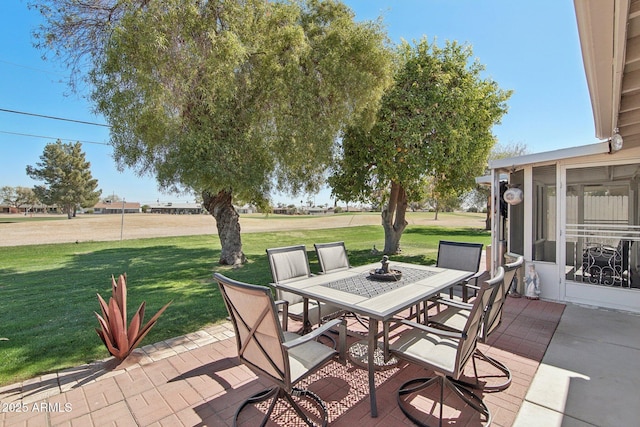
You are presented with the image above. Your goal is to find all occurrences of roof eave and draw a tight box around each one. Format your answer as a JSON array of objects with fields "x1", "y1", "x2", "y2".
[{"x1": 574, "y1": 0, "x2": 628, "y2": 140}]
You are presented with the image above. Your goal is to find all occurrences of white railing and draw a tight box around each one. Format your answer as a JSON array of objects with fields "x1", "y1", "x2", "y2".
[{"x1": 565, "y1": 223, "x2": 640, "y2": 289}]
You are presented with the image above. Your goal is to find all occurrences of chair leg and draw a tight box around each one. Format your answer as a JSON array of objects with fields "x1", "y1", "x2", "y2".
[
  {"x1": 449, "y1": 348, "x2": 512, "y2": 392},
  {"x1": 397, "y1": 375, "x2": 491, "y2": 427},
  {"x1": 443, "y1": 376, "x2": 491, "y2": 424},
  {"x1": 233, "y1": 386, "x2": 329, "y2": 427},
  {"x1": 233, "y1": 386, "x2": 280, "y2": 427},
  {"x1": 473, "y1": 348, "x2": 513, "y2": 392},
  {"x1": 287, "y1": 387, "x2": 329, "y2": 427}
]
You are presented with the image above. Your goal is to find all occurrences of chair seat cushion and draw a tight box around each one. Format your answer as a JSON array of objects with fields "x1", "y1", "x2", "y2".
[
  {"x1": 429, "y1": 306, "x2": 470, "y2": 332},
  {"x1": 389, "y1": 328, "x2": 458, "y2": 376},
  {"x1": 283, "y1": 331, "x2": 337, "y2": 384}
]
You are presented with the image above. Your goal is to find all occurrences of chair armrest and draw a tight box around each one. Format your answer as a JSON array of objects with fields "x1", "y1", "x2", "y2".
[
  {"x1": 468, "y1": 270, "x2": 485, "y2": 284},
  {"x1": 435, "y1": 298, "x2": 473, "y2": 310},
  {"x1": 282, "y1": 318, "x2": 346, "y2": 350},
  {"x1": 450, "y1": 270, "x2": 484, "y2": 286},
  {"x1": 453, "y1": 271, "x2": 485, "y2": 301},
  {"x1": 451, "y1": 271, "x2": 484, "y2": 286},
  {"x1": 391, "y1": 318, "x2": 466, "y2": 339}
]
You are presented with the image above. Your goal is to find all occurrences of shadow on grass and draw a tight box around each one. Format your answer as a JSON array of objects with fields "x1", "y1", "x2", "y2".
[
  {"x1": 404, "y1": 227, "x2": 490, "y2": 237},
  {"x1": 346, "y1": 249, "x2": 436, "y2": 267}
]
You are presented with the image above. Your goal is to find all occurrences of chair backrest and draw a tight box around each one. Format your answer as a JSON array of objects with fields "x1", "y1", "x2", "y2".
[
  {"x1": 502, "y1": 255, "x2": 524, "y2": 297},
  {"x1": 314, "y1": 241, "x2": 350, "y2": 273},
  {"x1": 481, "y1": 260, "x2": 513, "y2": 341},
  {"x1": 266, "y1": 245, "x2": 312, "y2": 305},
  {"x1": 454, "y1": 266, "x2": 504, "y2": 377},
  {"x1": 436, "y1": 240, "x2": 483, "y2": 273},
  {"x1": 266, "y1": 245, "x2": 312, "y2": 284},
  {"x1": 214, "y1": 273, "x2": 289, "y2": 387}
]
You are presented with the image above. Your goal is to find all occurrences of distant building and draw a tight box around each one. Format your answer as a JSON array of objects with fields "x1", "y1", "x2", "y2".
[
  {"x1": 0, "y1": 204, "x2": 59, "y2": 214},
  {"x1": 93, "y1": 201, "x2": 141, "y2": 214},
  {"x1": 235, "y1": 204, "x2": 257, "y2": 214},
  {"x1": 308, "y1": 206, "x2": 331, "y2": 215},
  {"x1": 273, "y1": 206, "x2": 296, "y2": 215},
  {"x1": 147, "y1": 202, "x2": 203, "y2": 215}
]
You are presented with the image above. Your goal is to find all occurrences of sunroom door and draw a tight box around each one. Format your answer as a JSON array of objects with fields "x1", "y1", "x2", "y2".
[{"x1": 563, "y1": 163, "x2": 640, "y2": 312}]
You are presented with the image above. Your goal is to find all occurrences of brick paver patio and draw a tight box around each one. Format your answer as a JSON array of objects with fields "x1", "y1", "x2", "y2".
[{"x1": 0, "y1": 297, "x2": 564, "y2": 426}]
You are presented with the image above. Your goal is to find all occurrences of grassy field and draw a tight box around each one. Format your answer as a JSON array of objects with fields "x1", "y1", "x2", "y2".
[{"x1": 0, "y1": 218, "x2": 489, "y2": 386}]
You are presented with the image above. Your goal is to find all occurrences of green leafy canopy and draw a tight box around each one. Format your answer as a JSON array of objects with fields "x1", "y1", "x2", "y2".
[
  {"x1": 329, "y1": 38, "x2": 513, "y2": 205},
  {"x1": 37, "y1": 0, "x2": 396, "y2": 207}
]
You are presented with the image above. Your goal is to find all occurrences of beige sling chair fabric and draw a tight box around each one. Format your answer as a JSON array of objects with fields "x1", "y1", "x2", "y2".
[{"x1": 314, "y1": 241, "x2": 351, "y2": 273}]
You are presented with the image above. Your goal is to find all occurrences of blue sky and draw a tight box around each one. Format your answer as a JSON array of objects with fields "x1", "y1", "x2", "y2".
[{"x1": 0, "y1": 0, "x2": 597, "y2": 206}]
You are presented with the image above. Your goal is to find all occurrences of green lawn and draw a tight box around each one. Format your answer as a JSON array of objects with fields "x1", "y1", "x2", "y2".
[{"x1": 0, "y1": 223, "x2": 489, "y2": 386}]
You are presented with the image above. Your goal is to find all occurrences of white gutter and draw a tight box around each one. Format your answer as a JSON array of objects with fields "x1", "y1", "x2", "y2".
[{"x1": 489, "y1": 141, "x2": 610, "y2": 171}]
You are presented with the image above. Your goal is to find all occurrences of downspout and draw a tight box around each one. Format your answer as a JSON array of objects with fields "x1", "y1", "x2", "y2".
[{"x1": 491, "y1": 168, "x2": 500, "y2": 274}]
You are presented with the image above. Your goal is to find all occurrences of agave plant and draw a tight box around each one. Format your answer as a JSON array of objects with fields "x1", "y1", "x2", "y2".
[{"x1": 95, "y1": 273, "x2": 172, "y2": 361}]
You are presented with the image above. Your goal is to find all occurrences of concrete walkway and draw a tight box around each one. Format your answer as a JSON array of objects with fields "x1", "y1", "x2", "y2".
[{"x1": 514, "y1": 304, "x2": 640, "y2": 427}]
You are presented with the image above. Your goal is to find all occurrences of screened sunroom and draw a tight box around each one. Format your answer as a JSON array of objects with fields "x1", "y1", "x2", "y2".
[{"x1": 487, "y1": 143, "x2": 640, "y2": 313}]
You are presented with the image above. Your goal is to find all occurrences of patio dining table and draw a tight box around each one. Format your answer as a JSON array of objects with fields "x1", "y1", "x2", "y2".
[{"x1": 273, "y1": 261, "x2": 473, "y2": 418}]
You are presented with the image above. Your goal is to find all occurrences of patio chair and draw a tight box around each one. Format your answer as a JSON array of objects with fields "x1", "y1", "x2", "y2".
[
  {"x1": 314, "y1": 241, "x2": 370, "y2": 330},
  {"x1": 436, "y1": 240, "x2": 485, "y2": 302},
  {"x1": 215, "y1": 273, "x2": 346, "y2": 427},
  {"x1": 387, "y1": 267, "x2": 504, "y2": 427},
  {"x1": 314, "y1": 241, "x2": 351, "y2": 273},
  {"x1": 410, "y1": 240, "x2": 484, "y2": 321},
  {"x1": 429, "y1": 258, "x2": 522, "y2": 391},
  {"x1": 267, "y1": 245, "x2": 341, "y2": 328},
  {"x1": 581, "y1": 239, "x2": 631, "y2": 286}
]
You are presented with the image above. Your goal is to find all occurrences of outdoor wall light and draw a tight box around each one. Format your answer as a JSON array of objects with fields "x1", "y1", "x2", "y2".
[
  {"x1": 610, "y1": 131, "x2": 623, "y2": 152},
  {"x1": 503, "y1": 185, "x2": 523, "y2": 205}
]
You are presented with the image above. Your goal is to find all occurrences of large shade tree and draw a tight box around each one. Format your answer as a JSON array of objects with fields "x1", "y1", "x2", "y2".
[
  {"x1": 26, "y1": 140, "x2": 102, "y2": 218},
  {"x1": 31, "y1": 0, "x2": 393, "y2": 265},
  {"x1": 329, "y1": 38, "x2": 512, "y2": 254}
]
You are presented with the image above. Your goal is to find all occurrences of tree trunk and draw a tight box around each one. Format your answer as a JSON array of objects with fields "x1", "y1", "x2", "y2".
[
  {"x1": 382, "y1": 182, "x2": 408, "y2": 254},
  {"x1": 65, "y1": 204, "x2": 74, "y2": 219},
  {"x1": 202, "y1": 190, "x2": 247, "y2": 266}
]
